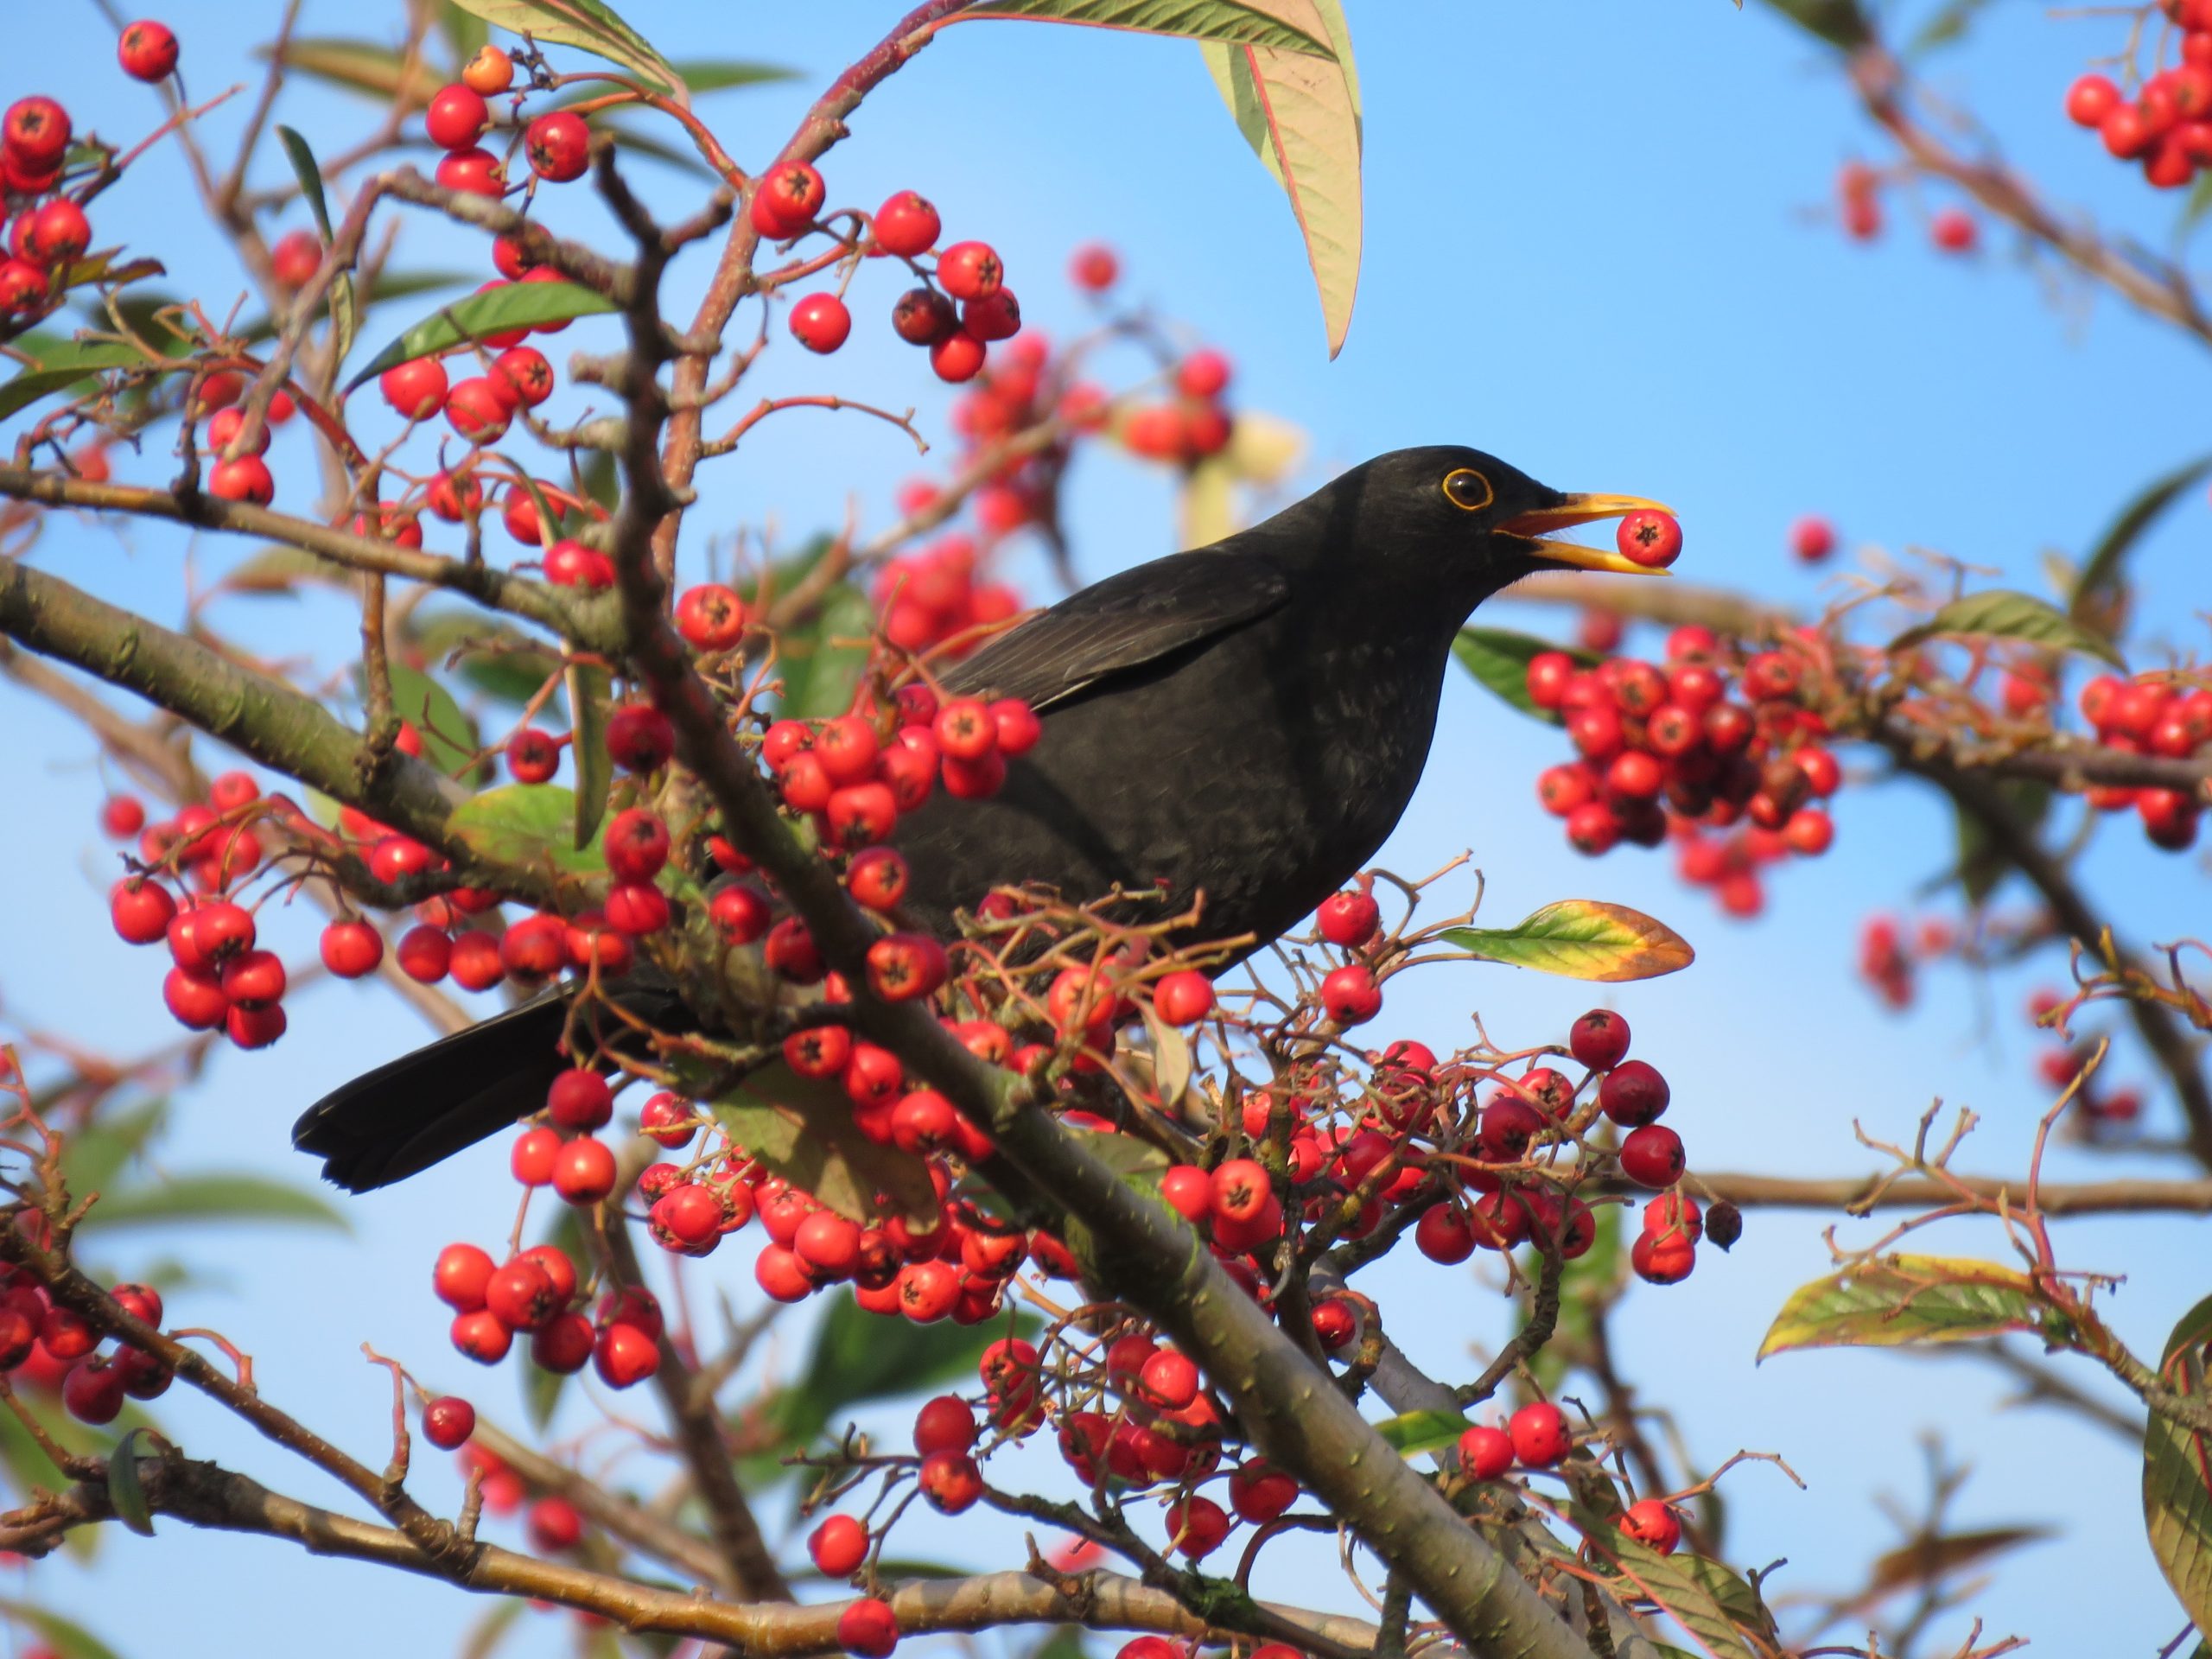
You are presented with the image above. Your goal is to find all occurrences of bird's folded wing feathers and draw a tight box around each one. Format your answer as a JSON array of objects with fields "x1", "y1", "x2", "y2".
[{"x1": 939, "y1": 548, "x2": 1290, "y2": 712}]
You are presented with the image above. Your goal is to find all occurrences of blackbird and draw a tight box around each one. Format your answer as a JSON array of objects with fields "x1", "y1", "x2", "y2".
[{"x1": 295, "y1": 446, "x2": 1666, "y2": 1191}]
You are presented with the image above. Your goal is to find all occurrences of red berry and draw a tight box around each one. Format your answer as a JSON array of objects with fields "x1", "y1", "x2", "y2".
[
  {"x1": 892, "y1": 286, "x2": 957, "y2": 346},
  {"x1": 443, "y1": 376, "x2": 511, "y2": 443},
  {"x1": 118, "y1": 20, "x2": 181, "y2": 81},
  {"x1": 936, "y1": 240, "x2": 1002, "y2": 302},
  {"x1": 420, "y1": 1395, "x2": 475, "y2": 1449},
  {"x1": 791, "y1": 291, "x2": 852, "y2": 353},
  {"x1": 603, "y1": 807, "x2": 671, "y2": 880},
  {"x1": 750, "y1": 160, "x2": 824, "y2": 237},
  {"x1": 1930, "y1": 207, "x2": 1976, "y2": 253},
  {"x1": 1153, "y1": 969, "x2": 1214, "y2": 1026},
  {"x1": 1319, "y1": 963, "x2": 1382, "y2": 1025},
  {"x1": 1138, "y1": 1348, "x2": 1200, "y2": 1410},
  {"x1": 505, "y1": 727, "x2": 561, "y2": 783},
  {"x1": 593, "y1": 1319, "x2": 660, "y2": 1388},
  {"x1": 3, "y1": 99, "x2": 70, "y2": 169},
  {"x1": 810, "y1": 1513, "x2": 869, "y2": 1577},
  {"x1": 1457, "y1": 1424, "x2": 1515, "y2": 1480},
  {"x1": 835, "y1": 1597, "x2": 899, "y2": 1659},
  {"x1": 111, "y1": 877, "x2": 177, "y2": 944},
  {"x1": 676, "y1": 582, "x2": 747, "y2": 651},
  {"x1": 208, "y1": 455, "x2": 275, "y2": 505},
  {"x1": 1618, "y1": 1123, "x2": 1686, "y2": 1189},
  {"x1": 1631, "y1": 1227, "x2": 1696, "y2": 1284},
  {"x1": 1620, "y1": 1497, "x2": 1683, "y2": 1554},
  {"x1": 23, "y1": 199, "x2": 90, "y2": 267},
  {"x1": 1070, "y1": 243, "x2": 1119, "y2": 289},
  {"x1": 961, "y1": 288, "x2": 1021, "y2": 342},
  {"x1": 1598, "y1": 1058, "x2": 1669, "y2": 1126},
  {"x1": 2067, "y1": 73, "x2": 2122, "y2": 127},
  {"x1": 1616, "y1": 510, "x2": 1682, "y2": 569},
  {"x1": 525, "y1": 111, "x2": 591, "y2": 182},
  {"x1": 1569, "y1": 1007, "x2": 1630, "y2": 1070},
  {"x1": 1317, "y1": 890, "x2": 1380, "y2": 947},
  {"x1": 1507, "y1": 1402, "x2": 1571, "y2": 1468},
  {"x1": 873, "y1": 190, "x2": 940, "y2": 257},
  {"x1": 435, "y1": 146, "x2": 505, "y2": 196},
  {"x1": 493, "y1": 345, "x2": 555, "y2": 408},
  {"x1": 1165, "y1": 1494, "x2": 1230, "y2": 1558},
  {"x1": 607, "y1": 705, "x2": 675, "y2": 772},
  {"x1": 929, "y1": 330, "x2": 987, "y2": 383},
  {"x1": 425, "y1": 84, "x2": 488, "y2": 151},
  {"x1": 551, "y1": 1137, "x2": 617, "y2": 1205}
]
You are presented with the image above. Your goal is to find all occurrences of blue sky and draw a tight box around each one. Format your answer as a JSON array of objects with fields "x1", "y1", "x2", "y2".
[{"x1": 4, "y1": 2, "x2": 2209, "y2": 1654}]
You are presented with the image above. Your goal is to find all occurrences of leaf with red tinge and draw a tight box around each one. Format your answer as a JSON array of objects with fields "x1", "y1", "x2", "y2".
[
  {"x1": 1758, "y1": 1255, "x2": 2044, "y2": 1360},
  {"x1": 345, "y1": 281, "x2": 615, "y2": 393},
  {"x1": 105, "y1": 1429, "x2": 155, "y2": 1536},
  {"x1": 447, "y1": 0, "x2": 685, "y2": 100},
  {"x1": 2144, "y1": 1291, "x2": 2212, "y2": 1628},
  {"x1": 1201, "y1": 1, "x2": 1363, "y2": 355},
  {"x1": 1865, "y1": 1526, "x2": 2051, "y2": 1595},
  {"x1": 1889, "y1": 588, "x2": 2125, "y2": 670},
  {"x1": 1441, "y1": 900, "x2": 1694, "y2": 982}
]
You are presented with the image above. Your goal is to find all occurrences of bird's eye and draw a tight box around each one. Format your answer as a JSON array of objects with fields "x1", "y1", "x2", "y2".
[{"x1": 1442, "y1": 468, "x2": 1493, "y2": 512}]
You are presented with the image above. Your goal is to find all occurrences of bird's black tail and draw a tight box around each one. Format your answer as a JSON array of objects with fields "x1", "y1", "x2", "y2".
[{"x1": 293, "y1": 994, "x2": 569, "y2": 1192}]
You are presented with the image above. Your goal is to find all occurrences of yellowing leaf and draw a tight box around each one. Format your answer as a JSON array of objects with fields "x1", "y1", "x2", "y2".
[
  {"x1": 1758, "y1": 1255, "x2": 2044, "y2": 1360},
  {"x1": 1202, "y1": 3, "x2": 1363, "y2": 356},
  {"x1": 1575, "y1": 1506, "x2": 1773, "y2": 1658},
  {"x1": 448, "y1": 0, "x2": 686, "y2": 100},
  {"x1": 1441, "y1": 900, "x2": 1693, "y2": 982},
  {"x1": 2145, "y1": 1292, "x2": 2212, "y2": 1628},
  {"x1": 1224, "y1": 408, "x2": 1306, "y2": 484},
  {"x1": 1889, "y1": 588, "x2": 2126, "y2": 670}
]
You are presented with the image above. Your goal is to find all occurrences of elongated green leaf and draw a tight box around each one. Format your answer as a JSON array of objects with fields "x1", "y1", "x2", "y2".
[
  {"x1": 1759, "y1": 1255, "x2": 2042, "y2": 1359},
  {"x1": 410, "y1": 608, "x2": 565, "y2": 705},
  {"x1": 1890, "y1": 588, "x2": 2126, "y2": 670},
  {"x1": 107, "y1": 1429, "x2": 155, "y2": 1536},
  {"x1": 381, "y1": 660, "x2": 480, "y2": 782},
  {"x1": 238, "y1": 269, "x2": 478, "y2": 346},
  {"x1": 776, "y1": 1290, "x2": 1039, "y2": 1449},
  {"x1": 1954, "y1": 779, "x2": 2049, "y2": 906},
  {"x1": 0, "y1": 342, "x2": 164, "y2": 421},
  {"x1": 1452, "y1": 626, "x2": 1599, "y2": 725},
  {"x1": 1372, "y1": 1407, "x2": 1469, "y2": 1458},
  {"x1": 2183, "y1": 171, "x2": 2212, "y2": 238},
  {"x1": 449, "y1": 784, "x2": 609, "y2": 874},
  {"x1": 345, "y1": 281, "x2": 615, "y2": 392},
  {"x1": 1575, "y1": 1507, "x2": 1768, "y2": 1658},
  {"x1": 86, "y1": 1174, "x2": 349, "y2": 1232},
  {"x1": 566, "y1": 661, "x2": 613, "y2": 850},
  {"x1": 1756, "y1": 0, "x2": 1872, "y2": 48},
  {"x1": 777, "y1": 582, "x2": 874, "y2": 721},
  {"x1": 255, "y1": 38, "x2": 443, "y2": 105},
  {"x1": 709, "y1": 1061, "x2": 940, "y2": 1227},
  {"x1": 1533, "y1": 1196, "x2": 1623, "y2": 1393},
  {"x1": 962, "y1": 0, "x2": 1334, "y2": 54},
  {"x1": 1906, "y1": 0, "x2": 1992, "y2": 53},
  {"x1": 2145, "y1": 1292, "x2": 2212, "y2": 1628},
  {"x1": 0, "y1": 1599, "x2": 124, "y2": 1659},
  {"x1": 1443, "y1": 900, "x2": 1694, "y2": 983},
  {"x1": 57, "y1": 1098, "x2": 168, "y2": 1198},
  {"x1": 448, "y1": 0, "x2": 685, "y2": 100},
  {"x1": 1202, "y1": 2, "x2": 1362, "y2": 355},
  {"x1": 276, "y1": 125, "x2": 334, "y2": 240},
  {"x1": 2069, "y1": 453, "x2": 2212, "y2": 627},
  {"x1": 545, "y1": 58, "x2": 794, "y2": 111}
]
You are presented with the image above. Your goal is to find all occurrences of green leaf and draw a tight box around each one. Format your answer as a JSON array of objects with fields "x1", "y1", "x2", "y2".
[
  {"x1": 2068, "y1": 453, "x2": 2212, "y2": 629},
  {"x1": 545, "y1": 58, "x2": 795, "y2": 111},
  {"x1": 0, "y1": 341, "x2": 163, "y2": 422},
  {"x1": 385, "y1": 660, "x2": 481, "y2": 782},
  {"x1": 1200, "y1": 7, "x2": 1362, "y2": 356},
  {"x1": 960, "y1": 0, "x2": 1335, "y2": 54},
  {"x1": 410, "y1": 608, "x2": 565, "y2": 705},
  {"x1": 85, "y1": 1173, "x2": 350, "y2": 1233},
  {"x1": 345, "y1": 281, "x2": 615, "y2": 393},
  {"x1": 57, "y1": 1098, "x2": 168, "y2": 1198},
  {"x1": 0, "y1": 1599, "x2": 124, "y2": 1659},
  {"x1": 1954, "y1": 779, "x2": 2050, "y2": 906},
  {"x1": 1442, "y1": 900, "x2": 1694, "y2": 983},
  {"x1": 1905, "y1": 0, "x2": 1992, "y2": 53},
  {"x1": 1452, "y1": 626, "x2": 1599, "y2": 725},
  {"x1": 2144, "y1": 1292, "x2": 2212, "y2": 1628},
  {"x1": 275, "y1": 125, "x2": 334, "y2": 241},
  {"x1": 1758, "y1": 1255, "x2": 2044, "y2": 1360},
  {"x1": 106, "y1": 1428, "x2": 155, "y2": 1536},
  {"x1": 566, "y1": 661, "x2": 613, "y2": 851},
  {"x1": 773, "y1": 1289, "x2": 1039, "y2": 1449},
  {"x1": 449, "y1": 784, "x2": 610, "y2": 874},
  {"x1": 579, "y1": 447, "x2": 620, "y2": 512},
  {"x1": 255, "y1": 38, "x2": 443, "y2": 105},
  {"x1": 1575, "y1": 1507, "x2": 1769, "y2": 1657},
  {"x1": 2182, "y1": 170, "x2": 2212, "y2": 238},
  {"x1": 1755, "y1": 0, "x2": 1872, "y2": 48},
  {"x1": 1372, "y1": 1407, "x2": 1469, "y2": 1458},
  {"x1": 448, "y1": 0, "x2": 687, "y2": 100},
  {"x1": 1534, "y1": 1197, "x2": 1624, "y2": 1392},
  {"x1": 237, "y1": 269, "x2": 478, "y2": 346},
  {"x1": 777, "y1": 582, "x2": 874, "y2": 720},
  {"x1": 1889, "y1": 588, "x2": 2126, "y2": 670},
  {"x1": 708, "y1": 1061, "x2": 940, "y2": 1227},
  {"x1": 442, "y1": 2, "x2": 492, "y2": 60}
]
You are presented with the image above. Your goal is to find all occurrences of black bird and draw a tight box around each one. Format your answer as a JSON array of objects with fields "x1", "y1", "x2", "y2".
[{"x1": 296, "y1": 446, "x2": 1668, "y2": 1192}]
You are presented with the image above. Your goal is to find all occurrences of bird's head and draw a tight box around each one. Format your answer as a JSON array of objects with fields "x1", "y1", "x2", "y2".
[{"x1": 1304, "y1": 445, "x2": 1675, "y2": 607}]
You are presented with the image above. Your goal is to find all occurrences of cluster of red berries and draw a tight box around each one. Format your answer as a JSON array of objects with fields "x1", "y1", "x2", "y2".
[
  {"x1": 0, "y1": 1269, "x2": 171, "y2": 1427},
  {"x1": 433, "y1": 1235, "x2": 665, "y2": 1387},
  {"x1": 1451, "y1": 1401, "x2": 1681, "y2": 1549},
  {"x1": 1832, "y1": 162, "x2": 1977, "y2": 253},
  {"x1": 868, "y1": 524, "x2": 1024, "y2": 658},
  {"x1": 2064, "y1": 2, "x2": 2212, "y2": 192},
  {"x1": 1525, "y1": 624, "x2": 1841, "y2": 915},
  {"x1": 2072, "y1": 671, "x2": 2211, "y2": 851},
  {"x1": 421, "y1": 45, "x2": 591, "y2": 201},
  {"x1": 1118, "y1": 346, "x2": 1239, "y2": 467}
]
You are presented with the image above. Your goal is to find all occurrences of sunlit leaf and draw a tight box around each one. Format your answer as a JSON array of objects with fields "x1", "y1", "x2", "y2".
[
  {"x1": 255, "y1": 38, "x2": 443, "y2": 105},
  {"x1": 345, "y1": 281, "x2": 615, "y2": 392},
  {"x1": 276, "y1": 125, "x2": 334, "y2": 241},
  {"x1": 1442, "y1": 900, "x2": 1694, "y2": 982},
  {"x1": 1576, "y1": 1507, "x2": 1771, "y2": 1657},
  {"x1": 448, "y1": 784, "x2": 609, "y2": 874},
  {"x1": 86, "y1": 1174, "x2": 350, "y2": 1233},
  {"x1": 1179, "y1": 454, "x2": 1235, "y2": 549},
  {"x1": 960, "y1": 0, "x2": 1335, "y2": 54},
  {"x1": 448, "y1": 0, "x2": 687, "y2": 100},
  {"x1": 2068, "y1": 452, "x2": 2212, "y2": 629},
  {"x1": 57, "y1": 1098, "x2": 168, "y2": 1198},
  {"x1": 1889, "y1": 589, "x2": 2126, "y2": 670},
  {"x1": 1135, "y1": 1006, "x2": 1194, "y2": 1112},
  {"x1": 1201, "y1": 2, "x2": 1362, "y2": 355},
  {"x1": 106, "y1": 1428, "x2": 155, "y2": 1536},
  {"x1": 1452, "y1": 626, "x2": 1599, "y2": 726},
  {"x1": 0, "y1": 1599, "x2": 124, "y2": 1659},
  {"x1": 0, "y1": 341, "x2": 164, "y2": 422},
  {"x1": 708, "y1": 1060, "x2": 939, "y2": 1226},
  {"x1": 1372, "y1": 1407, "x2": 1469, "y2": 1458},
  {"x1": 2145, "y1": 1291, "x2": 2212, "y2": 1628},
  {"x1": 383, "y1": 660, "x2": 481, "y2": 783},
  {"x1": 1758, "y1": 1255, "x2": 2044, "y2": 1359},
  {"x1": 566, "y1": 661, "x2": 613, "y2": 850}
]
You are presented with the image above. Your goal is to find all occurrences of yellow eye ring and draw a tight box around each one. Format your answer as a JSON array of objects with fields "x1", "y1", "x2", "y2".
[{"x1": 1443, "y1": 468, "x2": 1493, "y2": 512}]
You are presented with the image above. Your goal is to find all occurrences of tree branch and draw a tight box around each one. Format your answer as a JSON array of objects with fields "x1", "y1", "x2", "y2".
[{"x1": 1687, "y1": 1170, "x2": 2212, "y2": 1217}]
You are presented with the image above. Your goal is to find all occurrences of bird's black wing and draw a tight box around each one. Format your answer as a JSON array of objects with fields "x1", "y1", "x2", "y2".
[{"x1": 939, "y1": 547, "x2": 1290, "y2": 712}]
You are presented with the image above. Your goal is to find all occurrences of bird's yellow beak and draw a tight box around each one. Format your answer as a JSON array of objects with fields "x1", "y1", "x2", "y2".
[{"x1": 1497, "y1": 493, "x2": 1677, "y2": 576}]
